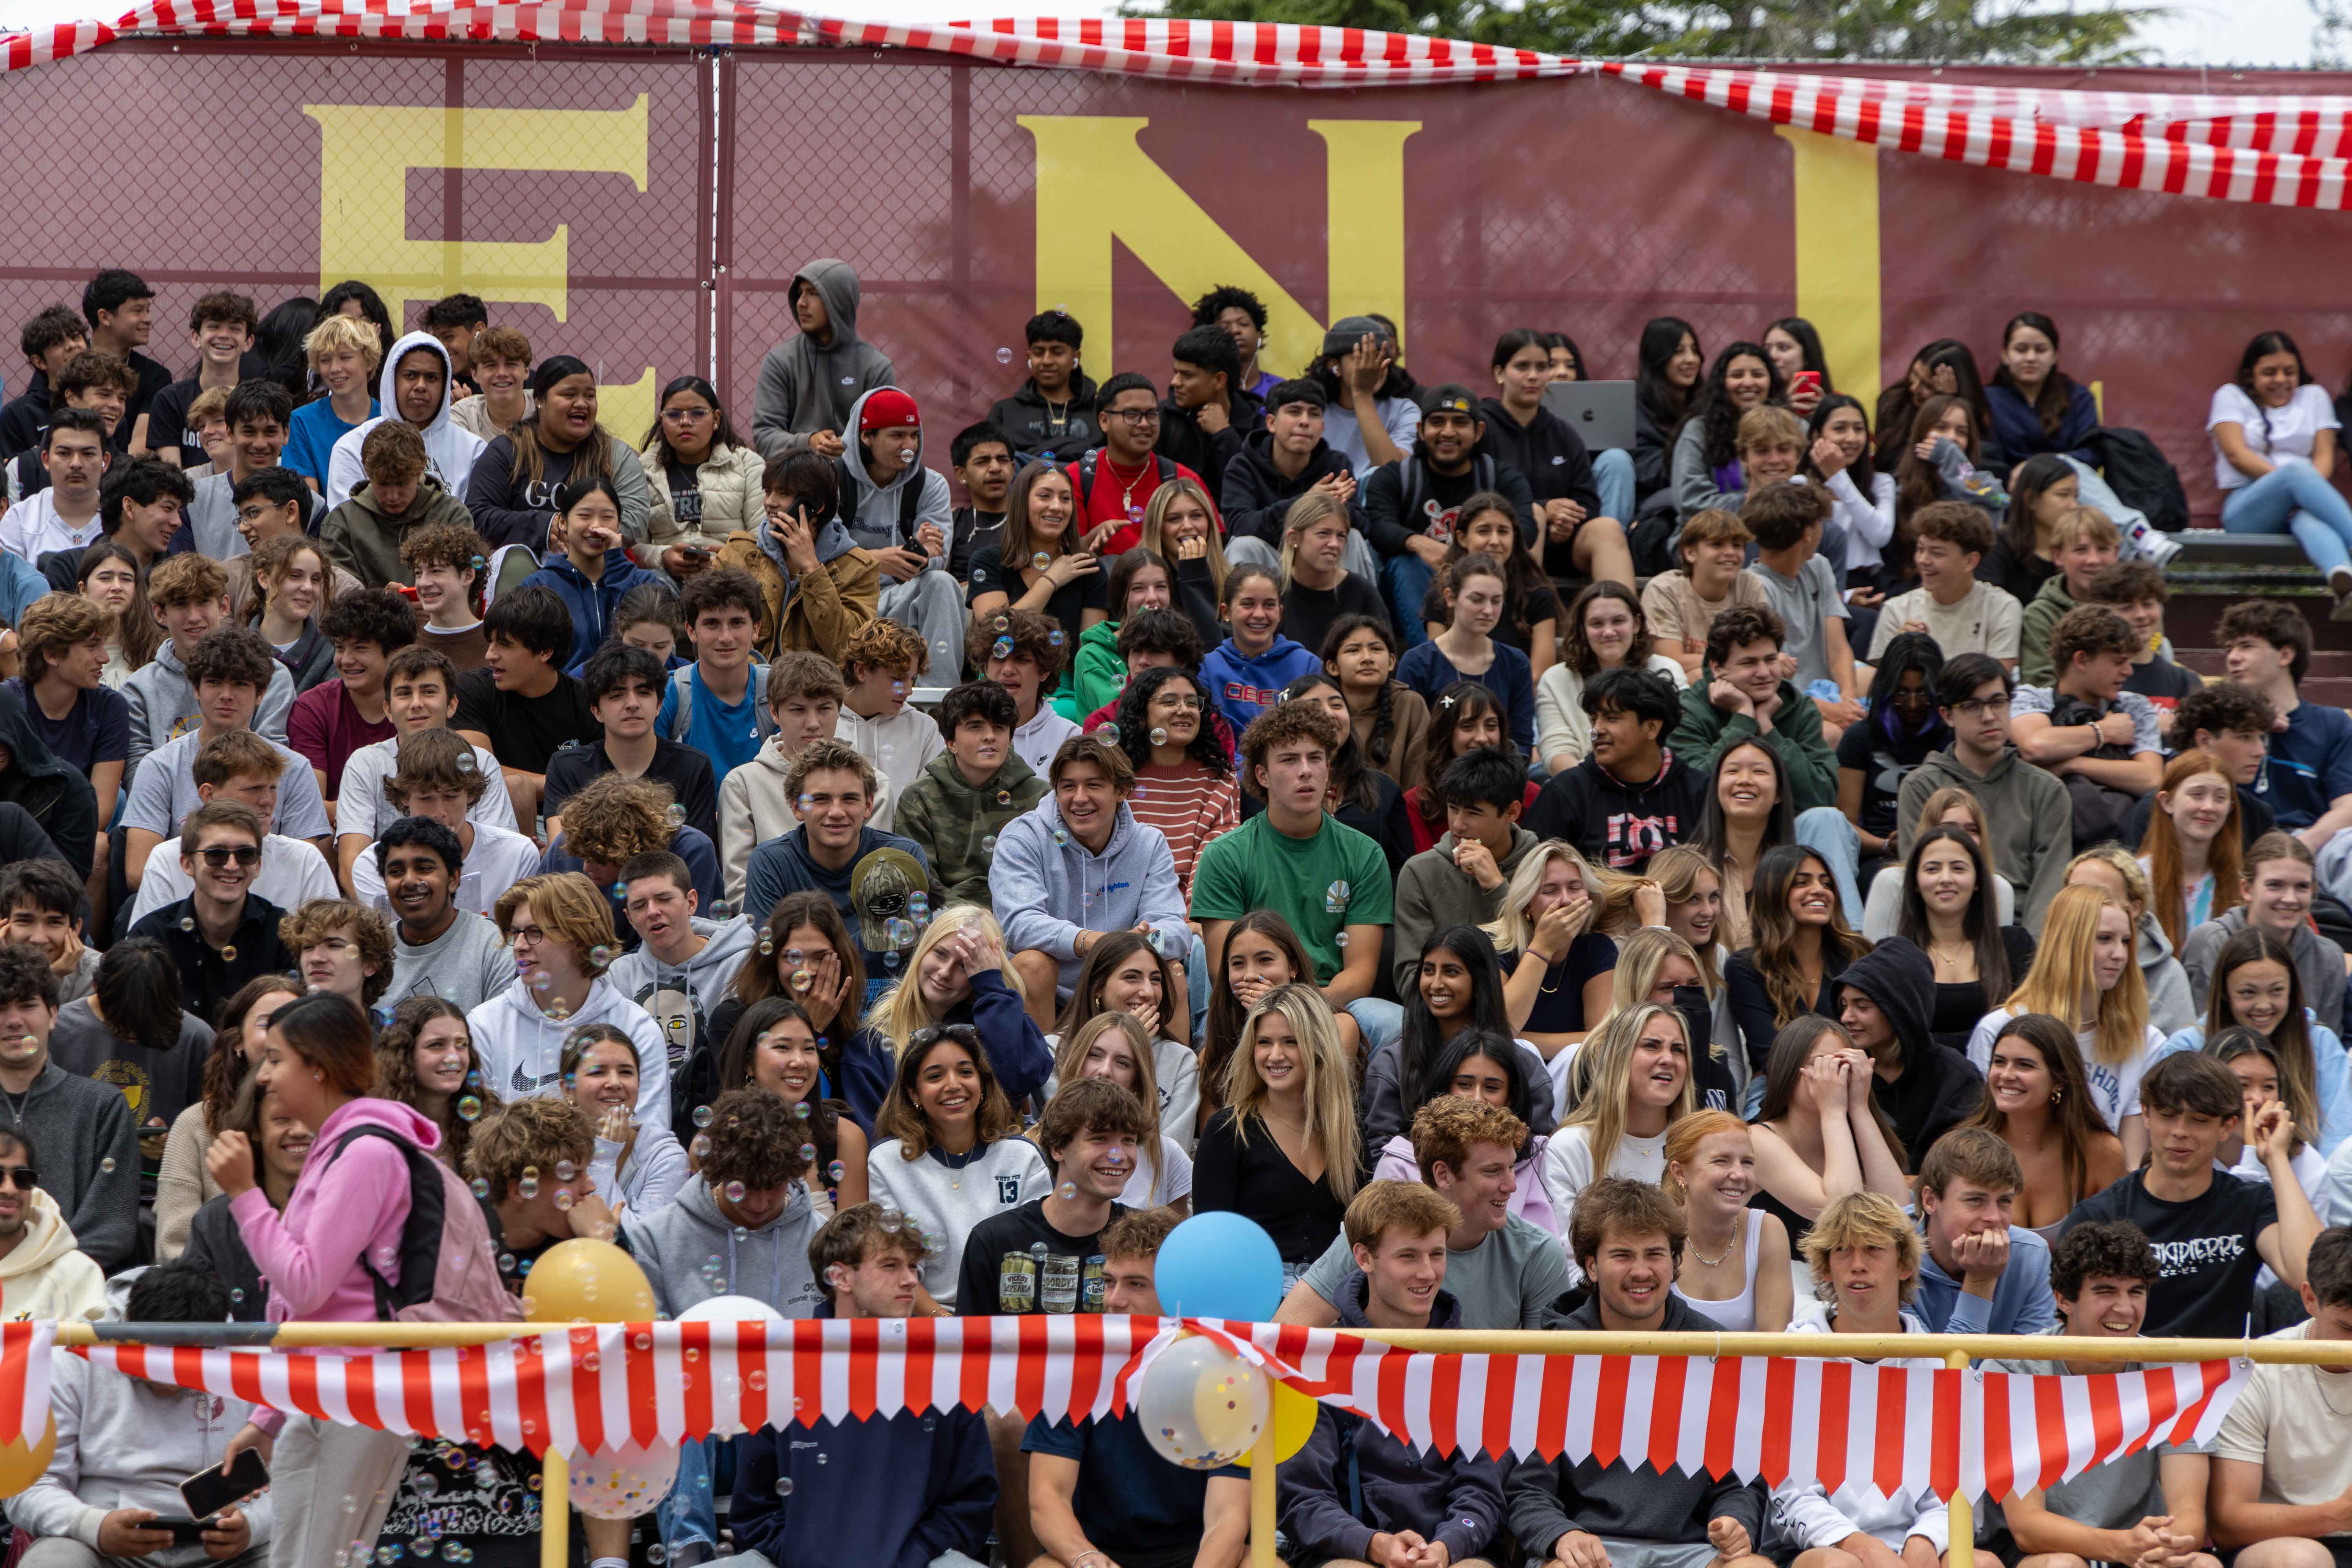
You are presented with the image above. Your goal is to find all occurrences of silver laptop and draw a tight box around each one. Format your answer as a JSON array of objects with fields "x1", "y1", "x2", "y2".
[{"x1": 1541, "y1": 380, "x2": 1637, "y2": 452}]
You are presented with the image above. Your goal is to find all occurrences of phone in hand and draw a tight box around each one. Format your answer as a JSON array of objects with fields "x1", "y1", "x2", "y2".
[
  {"x1": 1790, "y1": 370, "x2": 1822, "y2": 399},
  {"x1": 181, "y1": 1447, "x2": 269, "y2": 1519},
  {"x1": 149, "y1": 1517, "x2": 219, "y2": 1546}
]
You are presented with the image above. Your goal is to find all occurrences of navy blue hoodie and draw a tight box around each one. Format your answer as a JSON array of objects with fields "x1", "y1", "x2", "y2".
[
  {"x1": 730, "y1": 1385, "x2": 995, "y2": 1568},
  {"x1": 1278, "y1": 1272, "x2": 1504, "y2": 1565}
]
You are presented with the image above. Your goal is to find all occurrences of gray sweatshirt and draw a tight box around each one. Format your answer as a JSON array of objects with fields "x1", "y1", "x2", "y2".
[
  {"x1": 833, "y1": 388, "x2": 954, "y2": 568},
  {"x1": 0, "y1": 1061, "x2": 139, "y2": 1273},
  {"x1": 2183, "y1": 907, "x2": 2347, "y2": 1036},
  {"x1": 121, "y1": 639, "x2": 295, "y2": 787},
  {"x1": 603, "y1": 915, "x2": 757, "y2": 1080},
  {"x1": 750, "y1": 261, "x2": 896, "y2": 461},
  {"x1": 623, "y1": 1173, "x2": 824, "y2": 1319},
  {"x1": 385, "y1": 907, "x2": 517, "y2": 1012}
]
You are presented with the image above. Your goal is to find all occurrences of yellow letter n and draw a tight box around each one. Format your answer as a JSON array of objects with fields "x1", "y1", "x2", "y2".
[{"x1": 1020, "y1": 116, "x2": 1419, "y2": 380}]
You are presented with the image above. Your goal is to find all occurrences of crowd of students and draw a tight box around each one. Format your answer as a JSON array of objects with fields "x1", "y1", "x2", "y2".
[{"x1": 11, "y1": 266, "x2": 2352, "y2": 1568}]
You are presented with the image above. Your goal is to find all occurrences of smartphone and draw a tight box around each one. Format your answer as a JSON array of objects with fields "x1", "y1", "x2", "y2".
[
  {"x1": 181, "y1": 1448, "x2": 269, "y2": 1519},
  {"x1": 149, "y1": 1517, "x2": 218, "y2": 1545},
  {"x1": 1791, "y1": 370, "x2": 1822, "y2": 398}
]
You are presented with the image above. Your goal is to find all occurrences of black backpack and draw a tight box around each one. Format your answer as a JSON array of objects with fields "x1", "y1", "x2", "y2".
[
  {"x1": 1394, "y1": 453, "x2": 1497, "y2": 534},
  {"x1": 2092, "y1": 428, "x2": 2189, "y2": 534},
  {"x1": 831, "y1": 456, "x2": 924, "y2": 540}
]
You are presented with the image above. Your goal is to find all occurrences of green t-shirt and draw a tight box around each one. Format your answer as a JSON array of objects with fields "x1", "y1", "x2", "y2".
[{"x1": 1190, "y1": 811, "x2": 1392, "y2": 983}]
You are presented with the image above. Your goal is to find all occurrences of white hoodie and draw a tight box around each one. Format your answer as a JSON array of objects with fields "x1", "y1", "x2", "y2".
[
  {"x1": 7, "y1": 1344, "x2": 274, "y2": 1566},
  {"x1": 0, "y1": 1188, "x2": 105, "y2": 1323},
  {"x1": 322, "y1": 332, "x2": 487, "y2": 509},
  {"x1": 466, "y1": 975, "x2": 671, "y2": 1127}
]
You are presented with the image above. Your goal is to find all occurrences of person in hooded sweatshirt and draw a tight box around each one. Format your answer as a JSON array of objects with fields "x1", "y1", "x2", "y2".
[
  {"x1": 832, "y1": 387, "x2": 964, "y2": 679},
  {"x1": 0, "y1": 1122, "x2": 105, "y2": 1323},
  {"x1": 204, "y1": 989, "x2": 483, "y2": 1568},
  {"x1": 741, "y1": 740, "x2": 942, "y2": 986},
  {"x1": 1511, "y1": 1180, "x2": 1770, "y2": 1568},
  {"x1": 0, "y1": 944, "x2": 138, "y2": 1274},
  {"x1": 516, "y1": 476, "x2": 660, "y2": 671},
  {"x1": 1896, "y1": 654, "x2": 2074, "y2": 932},
  {"x1": 893, "y1": 680, "x2": 1047, "y2": 906},
  {"x1": 985, "y1": 310, "x2": 1099, "y2": 466},
  {"x1": 1278, "y1": 1181, "x2": 1506, "y2": 1568},
  {"x1": 123, "y1": 554, "x2": 298, "y2": 783},
  {"x1": 1220, "y1": 378, "x2": 1378, "y2": 579},
  {"x1": 1200, "y1": 563, "x2": 1323, "y2": 768},
  {"x1": 463, "y1": 358, "x2": 653, "y2": 555},
  {"x1": 1481, "y1": 327, "x2": 1639, "y2": 589},
  {"x1": 728, "y1": 1201, "x2": 994, "y2": 1568},
  {"x1": 1392, "y1": 746, "x2": 1542, "y2": 994},
  {"x1": 605, "y1": 849, "x2": 755, "y2": 1095},
  {"x1": 8, "y1": 1259, "x2": 270, "y2": 1568},
  {"x1": 717, "y1": 449, "x2": 881, "y2": 666},
  {"x1": 467, "y1": 873, "x2": 671, "y2": 1123},
  {"x1": 990, "y1": 733, "x2": 1189, "y2": 1032},
  {"x1": 1832, "y1": 935, "x2": 1981, "y2": 1175},
  {"x1": 321, "y1": 332, "x2": 486, "y2": 512},
  {"x1": 1525, "y1": 667, "x2": 1706, "y2": 875},
  {"x1": 752, "y1": 260, "x2": 897, "y2": 463}
]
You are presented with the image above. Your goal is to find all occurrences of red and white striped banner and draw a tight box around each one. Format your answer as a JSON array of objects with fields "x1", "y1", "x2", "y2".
[
  {"x1": 0, "y1": 1322, "x2": 52, "y2": 1445},
  {"x1": 73, "y1": 1319, "x2": 2247, "y2": 1503}
]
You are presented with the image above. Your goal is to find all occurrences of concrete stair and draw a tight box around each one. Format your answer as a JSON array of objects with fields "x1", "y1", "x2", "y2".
[{"x1": 2166, "y1": 529, "x2": 2352, "y2": 708}]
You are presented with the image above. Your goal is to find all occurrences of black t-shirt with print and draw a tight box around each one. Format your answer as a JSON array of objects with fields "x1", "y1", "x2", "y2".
[
  {"x1": 454, "y1": 669, "x2": 600, "y2": 775},
  {"x1": 1835, "y1": 717, "x2": 1942, "y2": 842},
  {"x1": 954, "y1": 1198, "x2": 1125, "y2": 1316},
  {"x1": 2062, "y1": 1169, "x2": 2277, "y2": 1340}
]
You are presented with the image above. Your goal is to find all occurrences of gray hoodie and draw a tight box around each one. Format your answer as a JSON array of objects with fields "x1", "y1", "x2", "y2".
[
  {"x1": 7, "y1": 1341, "x2": 274, "y2": 1566},
  {"x1": 1393, "y1": 826, "x2": 1540, "y2": 995},
  {"x1": 604, "y1": 915, "x2": 757, "y2": 1078},
  {"x1": 833, "y1": 386, "x2": 954, "y2": 568},
  {"x1": 386, "y1": 907, "x2": 517, "y2": 1013},
  {"x1": 1896, "y1": 744, "x2": 2073, "y2": 928},
  {"x1": 751, "y1": 262, "x2": 897, "y2": 461},
  {"x1": 121, "y1": 638, "x2": 296, "y2": 786},
  {"x1": 2183, "y1": 906, "x2": 2347, "y2": 1036},
  {"x1": 623, "y1": 1172, "x2": 824, "y2": 1319},
  {"x1": 321, "y1": 332, "x2": 488, "y2": 510},
  {"x1": 988, "y1": 794, "x2": 1190, "y2": 994},
  {"x1": 2134, "y1": 909, "x2": 2198, "y2": 1039}
]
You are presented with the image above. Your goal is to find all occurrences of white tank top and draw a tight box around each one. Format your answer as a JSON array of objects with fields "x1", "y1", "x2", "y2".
[{"x1": 1670, "y1": 1209, "x2": 1765, "y2": 1331}]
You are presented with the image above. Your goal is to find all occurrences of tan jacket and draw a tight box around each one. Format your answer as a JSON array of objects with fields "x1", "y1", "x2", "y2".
[
  {"x1": 641, "y1": 440, "x2": 767, "y2": 554},
  {"x1": 713, "y1": 527, "x2": 880, "y2": 664}
]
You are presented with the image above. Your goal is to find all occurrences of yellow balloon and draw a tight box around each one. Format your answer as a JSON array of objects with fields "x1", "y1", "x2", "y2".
[
  {"x1": 520, "y1": 1238, "x2": 658, "y2": 1322},
  {"x1": 0, "y1": 1414, "x2": 57, "y2": 1497},
  {"x1": 1235, "y1": 1383, "x2": 1317, "y2": 1468}
]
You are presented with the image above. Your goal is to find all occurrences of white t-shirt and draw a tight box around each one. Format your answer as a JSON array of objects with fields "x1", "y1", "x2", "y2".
[
  {"x1": 2209, "y1": 382, "x2": 2340, "y2": 492},
  {"x1": 1537, "y1": 1122, "x2": 1669, "y2": 1233},
  {"x1": 1117, "y1": 1133, "x2": 1195, "y2": 1209},
  {"x1": 336, "y1": 735, "x2": 518, "y2": 838},
  {"x1": 2214, "y1": 1321, "x2": 2352, "y2": 1506},
  {"x1": 1967, "y1": 1008, "x2": 2159, "y2": 1134}
]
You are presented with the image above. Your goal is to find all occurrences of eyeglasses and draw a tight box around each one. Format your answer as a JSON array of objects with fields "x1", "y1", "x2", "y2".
[
  {"x1": 197, "y1": 845, "x2": 261, "y2": 868},
  {"x1": 909, "y1": 1024, "x2": 984, "y2": 1049},
  {"x1": 1951, "y1": 697, "x2": 2012, "y2": 717},
  {"x1": 0, "y1": 1168, "x2": 42, "y2": 1191},
  {"x1": 507, "y1": 924, "x2": 550, "y2": 946},
  {"x1": 1104, "y1": 408, "x2": 1161, "y2": 426}
]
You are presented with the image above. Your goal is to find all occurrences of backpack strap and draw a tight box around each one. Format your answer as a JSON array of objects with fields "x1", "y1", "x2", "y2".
[
  {"x1": 898, "y1": 470, "x2": 923, "y2": 534},
  {"x1": 1397, "y1": 456, "x2": 1426, "y2": 532},
  {"x1": 750, "y1": 663, "x2": 774, "y2": 740},
  {"x1": 325, "y1": 1124, "x2": 443, "y2": 1318},
  {"x1": 669, "y1": 665, "x2": 696, "y2": 740}
]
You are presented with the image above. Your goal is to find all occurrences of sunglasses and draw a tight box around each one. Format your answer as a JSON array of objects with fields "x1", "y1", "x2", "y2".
[
  {"x1": 0, "y1": 1168, "x2": 42, "y2": 1191},
  {"x1": 197, "y1": 846, "x2": 261, "y2": 868}
]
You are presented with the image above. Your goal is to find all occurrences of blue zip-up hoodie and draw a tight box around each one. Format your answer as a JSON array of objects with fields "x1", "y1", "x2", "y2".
[
  {"x1": 729, "y1": 1321, "x2": 995, "y2": 1568},
  {"x1": 1200, "y1": 634, "x2": 1322, "y2": 766},
  {"x1": 521, "y1": 546, "x2": 662, "y2": 671},
  {"x1": 2154, "y1": 1010, "x2": 2352, "y2": 1157},
  {"x1": 988, "y1": 793, "x2": 1189, "y2": 995},
  {"x1": 1279, "y1": 1272, "x2": 1503, "y2": 1566},
  {"x1": 838, "y1": 965, "x2": 1053, "y2": 1122}
]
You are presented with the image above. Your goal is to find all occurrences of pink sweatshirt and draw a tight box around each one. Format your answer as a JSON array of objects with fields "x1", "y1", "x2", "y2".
[{"x1": 230, "y1": 1095, "x2": 436, "y2": 1325}]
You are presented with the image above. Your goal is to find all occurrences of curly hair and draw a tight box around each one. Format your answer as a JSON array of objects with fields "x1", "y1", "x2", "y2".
[
  {"x1": 17, "y1": 594, "x2": 111, "y2": 685},
  {"x1": 1237, "y1": 697, "x2": 1343, "y2": 794},
  {"x1": 2217, "y1": 598, "x2": 2314, "y2": 686},
  {"x1": 2173, "y1": 681, "x2": 2276, "y2": 746},
  {"x1": 559, "y1": 775, "x2": 676, "y2": 866},
  {"x1": 2047, "y1": 1218, "x2": 2158, "y2": 1303},
  {"x1": 374, "y1": 995, "x2": 498, "y2": 1169},
  {"x1": 465, "y1": 1095, "x2": 594, "y2": 1202},
  {"x1": 398, "y1": 522, "x2": 490, "y2": 580},
  {"x1": 1408, "y1": 1095, "x2": 1528, "y2": 1186},
  {"x1": 183, "y1": 625, "x2": 275, "y2": 692},
  {"x1": 1110, "y1": 666, "x2": 1226, "y2": 778},
  {"x1": 839, "y1": 617, "x2": 930, "y2": 681},
  {"x1": 277, "y1": 899, "x2": 395, "y2": 1007},
  {"x1": 1702, "y1": 603, "x2": 1785, "y2": 670},
  {"x1": 494, "y1": 873, "x2": 619, "y2": 976},
  {"x1": 320, "y1": 587, "x2": 419, "y2": 652},
  {"x1": 873, "y1": 1024, "x2": 1020, "y2": 1157},
  {"x1": 2049, "y1": 604, "x2": 2138, "y2": 673},
  {"x1": 1559, "y1": 582, "x2": 1653, "y2": 680},
  {"x1": 247, "y1": 535, "x2": 330, "y2": 629},
  {"x1": 971, "y1": 604, "x2": 1065, "y2": 683}
]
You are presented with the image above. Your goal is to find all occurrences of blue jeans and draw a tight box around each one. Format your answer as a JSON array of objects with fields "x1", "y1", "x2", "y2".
[
  {"x1": 658, "y1": 1434, "x2": 728, "y2": 1554},
  {"x1": 1794, "y1": 805, "x2": 1866, "y2": 929},
  {"x1": 2222, "y1": 462, "x2": 2352, "y2": 577},
  {"x1": 1383, "y1": 553, "x2": 1436, "y2": 648},
  {"x1": 1593, "y1": 448, "x2": 1635, "y2": 524},
  {"x1": 1347, "y1": 997, "x2": 1404, "y2": 1056}
]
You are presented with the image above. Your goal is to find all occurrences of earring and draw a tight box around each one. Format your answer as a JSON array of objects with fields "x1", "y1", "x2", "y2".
[
  {"x1": 2050, "y1": 1087, "x2": 2062, "y2": 1105},
  {"x1": 313, "y1": 1069, "x2": 324, "y2": 1083}
]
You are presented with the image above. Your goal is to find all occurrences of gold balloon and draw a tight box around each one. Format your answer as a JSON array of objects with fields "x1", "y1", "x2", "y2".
[
  {"x1": 519, "y1": 1238, "x2": 657, "y2": 1322},
  {"x1": 0, "y1": 1414, "x2": 57, "y2": 1496},
  {"x1": 1235, "y1": 1382, "x2": 1317, "y2": 1468}
]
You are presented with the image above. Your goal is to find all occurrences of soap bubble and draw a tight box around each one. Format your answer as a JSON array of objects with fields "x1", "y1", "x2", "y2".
[
  {"x1": 724, "y1": 1180, "x2": 747, "y2": 1201},
  {"x1": 1030, "y1": 552, "x2": 1051, "y2": 571},
  {"x1": 694, "y1": 1105, "x2": 715, "y2": 1127},
  {"x1": 691, "y1": 1134, "x2": 712, "y2": 1158},
  {"x1": 1150, "y1": 727, "x2": 1168, "y2": 746},
  {"x1": 178, "y1": 916, "x2": 194, "y2": 932},
  {"x1": 1047, "y1": 629, "x2": 1064, "y2": 646},
  {"x1": 1100, "y1": 724, "x2": 1120, "y2": 744},
  {"x1": 471, "y1": 1177, "x2": 490, "y2": 1198},
  {"x1": 518, "y1": 1174, "x2": 539, "y2": 1199},
  {"x1": 1335, "y1": 931, "x2": 1351, "y2": 947},
  {"x1": 995, "y1": 347, "x2": 1013, "y2": 365},
  {"x1": 995, "y1": 789, "x2": 1011, "y2": 805},
  {"x1": 776, "y1": 1477, "x2": 795, "y2": 1496},
  {"x1": 829, "y1": 1160, "x2": 846, "y2": 1182},
  {"x1": 1051, "y1": 829, "x2": 1069, "y2": 847},
  {"x1": 555, "y1": 1160, "x2": 577, "y2": 1180},
  {"x1": 793, "y1": 1101, "x2": 810, "y2": 1118},
  {"x1": 980, "y1": 834, "x2": 997, "y2": 853},
  {"x1": 1057, "y1": 1181, "x2": 1077, "y2": 1200},
  {"x1": 99, "y1": 1157, "x2": 115, "y2": 1173},
  {"x1": 220, "y1": 946, "x2": 237, "y2": 962},
  {"x1": 457, "y1": 1096, "x2": 482, "y2": 1121},
  {"x1": 799, "y1": 1143, "x2": 816, "y2": 1160},
  {"x1": 991, "y1": 636, "x2": 1014, "y2": 660}
]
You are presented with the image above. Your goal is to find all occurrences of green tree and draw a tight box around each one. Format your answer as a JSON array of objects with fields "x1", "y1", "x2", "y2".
[{"x1": 1123, "y1": 0, "x2": 2157, "y2": 64}]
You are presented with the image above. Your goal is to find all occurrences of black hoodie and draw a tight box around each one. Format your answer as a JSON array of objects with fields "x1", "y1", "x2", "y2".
[
  {"x1": 1833, "y1": 936, "x2": 1981, "y2": 1172},
  {"x1": 1476, "y1": 396, "x2": 1602, "y2": 515},
  {"x1": 0, "y1": 686, "x2": 96, "y2": 877},
  {"x1": 1156, "y1": 387, "x2": 1264, "y2": 500},
  {"x1": 985, "y1": 370, "x2": 1101, "y2": 466},
  {"x1": 1524, "y1": 745, "x2": 1708, "y2": 873},
  {"x1": 1218, "y1": 426, "x2": 1365, "y2": 547}
]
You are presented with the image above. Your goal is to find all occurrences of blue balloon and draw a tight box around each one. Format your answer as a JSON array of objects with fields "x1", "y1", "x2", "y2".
[{"x1": 1153, "y1": 1212, "x2": 1284, "y2": 1321}]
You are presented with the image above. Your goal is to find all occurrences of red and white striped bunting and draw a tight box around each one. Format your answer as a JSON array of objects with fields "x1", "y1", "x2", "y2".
[
  {"x1": 0, "y1": 1322, "x2": 53, "y2": 1447},
  {"x1": 74, "y1": 1319, "x2": 2247, "y2": 1503}
]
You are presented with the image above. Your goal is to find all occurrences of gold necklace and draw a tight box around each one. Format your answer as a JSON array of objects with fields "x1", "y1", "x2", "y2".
[{"x1": 1689, "y1": 1223, "x2": 1741, "y2": 1269}]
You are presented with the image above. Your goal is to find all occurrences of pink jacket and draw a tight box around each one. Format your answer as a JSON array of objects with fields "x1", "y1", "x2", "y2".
[
  {"x1": 230, "y1": 1096, "x2": 436, "y2": 1325},
  {"x1": 1374, "y1": 1132, "x2": 1562, "y2": 1240}
]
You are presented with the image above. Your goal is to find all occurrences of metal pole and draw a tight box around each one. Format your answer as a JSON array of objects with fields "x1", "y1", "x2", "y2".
[
  {"x1": 1249, "y1": 1421, "x2": 1278, "y2": 1568},
  {"x1": 1944, "y1": 1351, "x2": 1972, "y2": 1568},
  {"x1": 540, "y1": 1450, "x2": 570, "y2": 1568}
]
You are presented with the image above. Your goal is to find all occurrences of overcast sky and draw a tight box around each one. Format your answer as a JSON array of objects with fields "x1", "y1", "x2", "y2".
[{"x1": 0, "y1": 0, "x2": 2329, "y2": 68}]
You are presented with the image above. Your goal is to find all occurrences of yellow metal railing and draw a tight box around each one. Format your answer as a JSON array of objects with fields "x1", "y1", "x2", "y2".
[{"x1": 55, "y1": 1321, "x2": 2351, "y2": 1568}]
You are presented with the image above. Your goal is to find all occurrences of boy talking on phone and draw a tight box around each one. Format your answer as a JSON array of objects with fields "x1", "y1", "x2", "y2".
[{"x1": 724, "y1": 450, "x2": 879, "y2": 665}]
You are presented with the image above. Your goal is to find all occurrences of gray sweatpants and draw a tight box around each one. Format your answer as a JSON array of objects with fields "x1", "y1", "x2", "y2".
[{"x1": 267, "y1": 1416, "x2": 414, "y2": 1568}]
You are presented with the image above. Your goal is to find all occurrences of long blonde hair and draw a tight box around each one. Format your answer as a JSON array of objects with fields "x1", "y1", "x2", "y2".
[
  {"x1": 1482, "y1": 841, "x2": 1639, "y2": 956},
  {"x1": 1223, "y1": 982, "x2": 1360, "y2": 1203},
  {"x1": 866, "y1": 904, "x2": 1025, "y2": 1056},
  {"x1": 1137, "y1": 477, "x2": 1229, "y2": 601},
  {"x1": 1054, "y1": 1013, "x2": 1165, "y2": 1192},
  {"x1": 1557, "y1": 1002, "x2": 1695, "y2": 1178},
  {"x1": 2001, "y1": 883, "x2": 2149, "y2": 1067},
  {"x1": 1604, "y1": 927, "x2": 1724, "y2": 1074},
  {"x1": 1279, "y1": 491, "x2": 1350, "y2": 587},
  {"x1": 1646, "y1": 845, "x2": 1722, "y2": 997}
]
